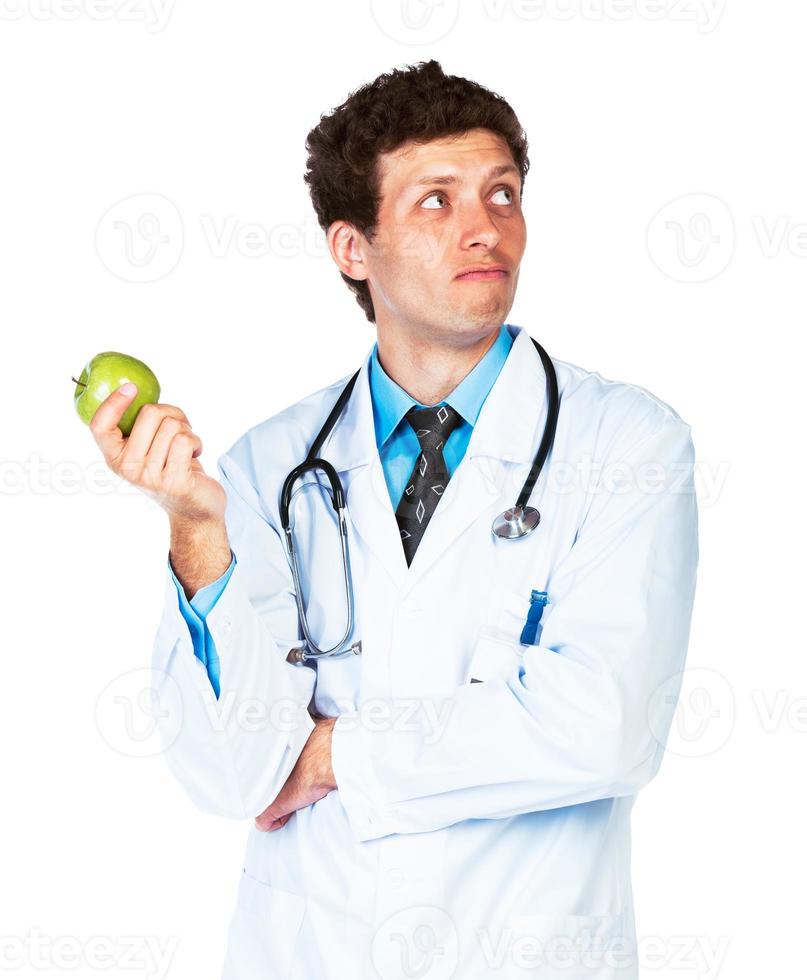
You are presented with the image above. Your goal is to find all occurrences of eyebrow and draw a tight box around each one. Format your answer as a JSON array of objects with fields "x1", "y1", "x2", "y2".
[{"x1": 410, "y1": 163, "x2": 520, "y2": 188}]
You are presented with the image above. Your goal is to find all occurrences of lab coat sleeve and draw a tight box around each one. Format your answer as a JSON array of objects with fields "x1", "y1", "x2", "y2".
[
  {"x1": 150, "y1": 449, "x2": 317, "y2": 821},
  {"x1": 331, "y1": 412, "x2": 699, "y2": 841}
]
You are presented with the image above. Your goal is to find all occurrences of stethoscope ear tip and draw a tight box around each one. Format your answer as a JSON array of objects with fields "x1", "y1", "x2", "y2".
[{"x1": 492, "y1": 505, "x2": 541, "y2": 540}]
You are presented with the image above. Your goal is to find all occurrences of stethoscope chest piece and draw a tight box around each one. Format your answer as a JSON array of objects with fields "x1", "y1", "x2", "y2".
[{"x1": 492, "y1": 504, "x2": 541, "y2": 540}]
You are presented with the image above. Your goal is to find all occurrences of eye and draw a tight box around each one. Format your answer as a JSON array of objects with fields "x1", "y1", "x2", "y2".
[
  {"x1": 491, "y1": 186, "x2": 514, "y2": 205},
  {"x1": 421, "y1": 192, "x2": 447, "y2": 210},
  {"x1": 419, "y1": 185, "x2": 517, "y2": 211}
]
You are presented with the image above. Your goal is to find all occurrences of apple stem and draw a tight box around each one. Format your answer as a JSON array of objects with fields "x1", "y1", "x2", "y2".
[{"x1": 71, "y1": 376, "x2": 87, "y2": 388}]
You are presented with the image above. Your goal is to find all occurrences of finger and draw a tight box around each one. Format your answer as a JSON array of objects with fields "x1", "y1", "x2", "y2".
[
  {"x1": 254, "y1": 797, "x2": 282, "y2": 832},
  {"x1": 162, "y1": 431, "x2": 199, "y2": 484},
  {"x1": 122, "y1": 403, "x2": 191, "y2": 465},
  {"x1": 88, "y1": 383, "x2": 140, "y2": 462},
  {"x1": 143, "y1": 418, "x2": 201, "y2": 481},
  {"x1": 255, "y1": 806, "x2": 284, "y2": 832},
  {"x1": 266, "y1": 813, "x2": 292, "y2": 831},
  {"x1": 267, "y1": 813, "x2": 292, "y2": 832}
]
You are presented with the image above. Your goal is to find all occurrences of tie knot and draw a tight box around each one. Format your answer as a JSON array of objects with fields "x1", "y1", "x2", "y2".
[{"x1": 404, "y1": 403, "x2": 463, "y2": 452}]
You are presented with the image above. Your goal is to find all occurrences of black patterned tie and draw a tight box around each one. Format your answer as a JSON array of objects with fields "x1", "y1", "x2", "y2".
[{"x1": 394, "y1": 403, "x2": 464, "y2": 566}]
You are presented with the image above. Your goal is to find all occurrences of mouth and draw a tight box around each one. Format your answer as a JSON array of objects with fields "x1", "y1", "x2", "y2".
[{"x1": 454, "y1": 267, "x2": 509, "y2": 282}]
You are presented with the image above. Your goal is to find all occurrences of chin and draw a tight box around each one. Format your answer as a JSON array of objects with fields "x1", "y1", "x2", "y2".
[{"x1": 464, "y1": 298, "x2": 510, "y2": 328}]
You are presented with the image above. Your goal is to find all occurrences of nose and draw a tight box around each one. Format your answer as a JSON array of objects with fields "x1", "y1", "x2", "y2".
[{"x1": 457, "y1": 196, "x2": 502, "y2": 251}]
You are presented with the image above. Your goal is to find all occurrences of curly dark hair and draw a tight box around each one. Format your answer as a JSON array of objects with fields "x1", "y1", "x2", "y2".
[{"x1": 303, "y1": 59, "x2": 530, "y2": 323}]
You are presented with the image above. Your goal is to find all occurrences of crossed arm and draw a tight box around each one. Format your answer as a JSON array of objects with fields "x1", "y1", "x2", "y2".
[
  {"x1": 254, "y1": 410, "x2": 698, "y2": 841},
  {"x1": 254, "y1": 715, "x2": 338, "y2": 832}
]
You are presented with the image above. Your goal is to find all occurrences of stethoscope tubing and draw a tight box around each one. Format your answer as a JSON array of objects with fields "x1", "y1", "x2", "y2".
[{"x1": 279, "y1": 333, "x2": 559, "y2": 661}]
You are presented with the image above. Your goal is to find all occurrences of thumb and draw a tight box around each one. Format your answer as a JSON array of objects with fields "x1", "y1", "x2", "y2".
[{"x1": 90, "y1": 382, "x2": 139, "y2": 458}]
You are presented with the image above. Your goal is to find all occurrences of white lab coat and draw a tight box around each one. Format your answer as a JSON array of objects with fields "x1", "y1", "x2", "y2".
[{"x1": 150, "y1": 324, "x2": 698, "y2": 980}]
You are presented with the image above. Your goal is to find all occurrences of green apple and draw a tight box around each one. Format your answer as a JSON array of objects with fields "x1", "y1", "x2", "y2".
[{"x1": 73, "y1": 351, "x2": 161, "y2": 436}]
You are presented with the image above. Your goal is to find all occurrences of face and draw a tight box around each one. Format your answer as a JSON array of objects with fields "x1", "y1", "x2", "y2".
[{"x1": 329, "y1": 128, "x2": 527, "y2": 348}]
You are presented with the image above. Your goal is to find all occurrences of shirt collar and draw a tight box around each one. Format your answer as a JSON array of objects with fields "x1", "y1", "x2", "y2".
[{"x1": 369, "y1": 324, "x2": 514, "y2": 449}]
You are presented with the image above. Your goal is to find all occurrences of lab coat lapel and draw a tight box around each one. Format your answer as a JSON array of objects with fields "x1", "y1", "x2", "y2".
[
  {"x1": 318, "y1": 348, "x2": 411, "y2": 594},
  {"x1": 346, "y1": 457, "x2": 412, "y2": 593},
  {"x1": 403, "y1": 456, "x2": 506, "y2": 585},
  {"x1": 400, "y1": 326, "x2": 550, "y2": 589}
]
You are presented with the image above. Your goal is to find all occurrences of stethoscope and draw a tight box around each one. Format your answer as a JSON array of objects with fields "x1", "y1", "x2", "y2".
[{"x1": 280, "y1": 335, "x2": 560, "y2": 665}]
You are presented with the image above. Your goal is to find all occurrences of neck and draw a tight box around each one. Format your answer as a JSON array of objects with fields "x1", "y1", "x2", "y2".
[{"x1": 375, "y1": 324, "x2": 501, "y2": 406}]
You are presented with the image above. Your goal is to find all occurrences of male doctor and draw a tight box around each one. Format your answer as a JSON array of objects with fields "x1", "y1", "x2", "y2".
[{"x1": 91, "y1": 60, "x2": 698, "y2": 979}]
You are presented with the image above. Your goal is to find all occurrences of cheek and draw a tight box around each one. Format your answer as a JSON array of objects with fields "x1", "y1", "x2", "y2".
[
  {"x1": 506, "y1": 214, "x2": 527, "y2": 253},
  {"x1": 385, "y1": 209, "x2": 443, "y2": 254},
  {"x1": 368, "y1": 252, "x2": 431, "y2": 314}
]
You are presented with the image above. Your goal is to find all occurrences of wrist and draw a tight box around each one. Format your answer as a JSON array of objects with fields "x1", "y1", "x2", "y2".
[
  {"x1": 169, "y1": 512, "x2": 226, "y2": 538},
  {"x1": 168, "y1": 517, "x2": 232, "y2": 600}
]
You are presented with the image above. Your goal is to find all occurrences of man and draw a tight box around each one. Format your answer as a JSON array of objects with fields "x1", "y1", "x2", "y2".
[{"x1": 91, "y1": 60, "x2": 698, "y2": 979}]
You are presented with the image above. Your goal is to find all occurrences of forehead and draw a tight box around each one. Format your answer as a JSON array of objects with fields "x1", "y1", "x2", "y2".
[{"x1": 376, "y1": 128, "x2": 516, "y2": 195}]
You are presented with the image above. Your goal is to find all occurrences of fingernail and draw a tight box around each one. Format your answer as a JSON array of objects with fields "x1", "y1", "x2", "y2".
[{"x1": 119, "y1": 382, "x2": 137, "y2": 396}]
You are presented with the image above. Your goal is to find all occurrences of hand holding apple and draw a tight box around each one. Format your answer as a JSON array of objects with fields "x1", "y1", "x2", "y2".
[
  {"x1": 73, "y1": 351, "x2": 161, "y2": 438},
  {"x1": 79, "y1": 354, "x2": 227, "y2": 525}
]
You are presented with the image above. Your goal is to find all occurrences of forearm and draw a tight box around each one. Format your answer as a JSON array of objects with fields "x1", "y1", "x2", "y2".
[
  {"x1": 331, "y1": 416, "x2": 699, "y2": 841},
  {"x1": 153, "y1": 450, "x2": 320, "y2": 821},
  {"x1": 168, "y1": 516, "x2": 232, "y2": 601}
]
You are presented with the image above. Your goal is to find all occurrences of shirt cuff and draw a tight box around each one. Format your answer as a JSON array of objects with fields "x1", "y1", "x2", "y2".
[{"x1": 189, "y1": 552, "x2": 236, "y2": 617}]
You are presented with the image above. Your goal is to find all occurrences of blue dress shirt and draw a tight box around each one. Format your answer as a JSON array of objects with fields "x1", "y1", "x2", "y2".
[
  {"x1": 370, "y1": 324, "x2": 514, "y2": 509},
  {"x1": 168, "y1": 324, "x2": 515, "y2": 697}
]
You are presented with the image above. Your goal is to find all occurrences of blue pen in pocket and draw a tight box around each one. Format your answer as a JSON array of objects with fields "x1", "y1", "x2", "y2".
[{"x1": 520, "y1": 590, "x2": 549, "y2": 646}]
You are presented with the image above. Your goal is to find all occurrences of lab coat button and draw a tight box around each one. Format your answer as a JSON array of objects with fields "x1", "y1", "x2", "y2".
[{"x1": 220, "y1": 615, "x2": 232, "y2": 631}]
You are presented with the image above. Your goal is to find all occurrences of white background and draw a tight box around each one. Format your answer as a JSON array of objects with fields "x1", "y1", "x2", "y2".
[{"x1": 1, "y1": 1, "x2": 805, "y2": 977}]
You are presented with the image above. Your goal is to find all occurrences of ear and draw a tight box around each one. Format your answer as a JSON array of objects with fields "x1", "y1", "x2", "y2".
[{"x1": 327, "y1": 220, "x2": 369, "y2": 282}]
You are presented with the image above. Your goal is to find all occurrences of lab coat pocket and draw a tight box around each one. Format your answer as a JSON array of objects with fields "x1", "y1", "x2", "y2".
[
  {"x1": 487, "y1": 587, "x2": 533, "y2": 636},
  {"x1": 482, "y1": 585, "x2": 548, "y2": 644},
  {"x1": 465, "y1": 630, "x2": 525, "y2": 685},
  {"x1": 221, "y1": 870, "x2": 307, "y2": 980},
  {"x1": 499, "y1": 911, "x2": 633, "y2": 978},
  {"x1": 465, "y1": 587, "x2": 550, "y2": 683}
]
